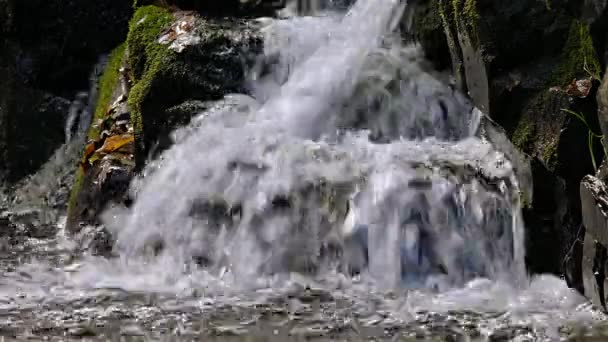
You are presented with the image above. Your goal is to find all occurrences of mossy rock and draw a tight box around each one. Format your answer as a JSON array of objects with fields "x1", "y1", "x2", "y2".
[
  {"x1": 551, "y1": 19, "x2": 602, "y2": 86},
  {"x1": 66, "y1": 46, "x2": 131, "y2": 232},
  {"x1": 126, "y1": 6, "x2": 263, "y2": 165},
  {"x1": 66, "y1": 6, "x2": 264, "y2": 231},
  {"x1": 438, "y1": 0, "x2": 574, "y2": 116},
  {"x1": 132, "y1": 0, "x2": 279, "y2": 17},
  {"x1": 409, "y1": 0, "x2": 451, "y2": 70},
  {"x1": 512, "y1": 90, "x2": 570, "y2": 170}
]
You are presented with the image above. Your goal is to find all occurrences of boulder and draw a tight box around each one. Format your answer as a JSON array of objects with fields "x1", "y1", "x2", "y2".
[
  {"x1": 133, "y1": 0, "x2": 280, "y2": 17},
  {"x1": 426, "y1": 0, "x2": 606, "y2": 280},
  {"x1": 598, "y1": 69, "x2": 608, "y2": 142},
  {"x1": 580, "y1": 175, "x2": 608, "y2": 309},
  {"x1": 0, "y1": 0, "x2": 132, "y2": 185},
  {"x1": 126, "y1": 6, "x2": 263, "y2": 164},
  {"x1": 66, "y1": 6, "x2": 264, "y2": 232}
]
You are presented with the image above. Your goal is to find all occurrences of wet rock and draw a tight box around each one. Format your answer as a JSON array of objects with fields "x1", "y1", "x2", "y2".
[
  {"x1": 582, "y1": 232, "x2": 606, "y2": 309},
  {"x1": 475, "y1": 114, "x2": 569, "y2": 274},
  {"x1": 417, "y1": 0, "x2": 608, "y2": 282},
  {"x1": 0, "y1": 0, "x2": 132, "y2": 185},
  {"x1": 67, "y1": 7, "x2": 264, "y2": 232},
  {"x1": 598, "y1": 69, "x2": 608, "y2": 142},
  {"x1": 125, "y1": 6, "x2": 263, "y2": 164},
  {"x1": 0, "y1": 83, "x2": 71, "y2": 184},
  {"x1": 133, "y1": 0, "x2": 281, "y2": 17},
  {"x1": 73, "y1": 225, "x2": 114, "y2": 257},
  {"x1": 407, "y1": 0, "x2": 451, "y2": 71},
  {"x1": 68, "y1": 325, "x2": 98, "y2": 337},
  {"x1": 476, "y1": 113, "x2": 533, "y2": 206},
  {"x1": 580, "y1": 176, "x2": 608, "y2": 301},
  {"x1": 581, "y1": 176, "x2": 608, "y2": 245},
  {"x1": 10, "y1": 0, "x2": 132, "y2": 93}
]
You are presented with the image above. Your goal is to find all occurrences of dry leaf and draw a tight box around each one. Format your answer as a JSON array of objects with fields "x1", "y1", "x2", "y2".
[{"x1": 95, "y1": 134, "x2": 134, "y2": 155}]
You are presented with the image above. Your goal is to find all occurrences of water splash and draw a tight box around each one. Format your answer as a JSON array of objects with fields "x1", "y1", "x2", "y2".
[
  {"x1": 87, "y1": 0, "x2": 526, "y2": 293},
  {"x1": 0, "y1": 2, "x2": 603, "y2": 340}
]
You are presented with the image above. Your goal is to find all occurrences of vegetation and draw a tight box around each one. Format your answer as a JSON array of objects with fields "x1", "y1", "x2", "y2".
[
  {"x1": 561, "y1": 108, "x2": 607, "y2": 173},
  {"x1": 552, "y1": 20, "x2": 601, "y2": 86},
  {"x1": 125, "y1": 6, "x2": 174, "y2": 152},
  {"x1": 88, "y1": 43, "x2": 126, "y2": 140}
]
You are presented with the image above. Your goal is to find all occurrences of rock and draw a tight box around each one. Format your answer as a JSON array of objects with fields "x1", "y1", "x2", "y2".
[
  {"x1": 581, "y1": 176, "x2": 608, "y2": 245},
  {"x1": 580, "y1": 175, "x2": 608, "y2": 309},
  {"x1": 0, "y1": 0, "x2": 132, "y2": 185},
  {"x1": 133, "y1": 0, "x2": 280, "y2": 17},
  {"x1": 126, "y1": 6, "x2": 263, "y2": 164},
  {"x1": 0, "y1": 88, "x2": 71, "y2": 183},
  {"x1": 10, "y1": 0, "x2": 132, "y2": 93},
  {"x1": 475, "y1": 114, "x2": 569, "y2": 274},
  {"x1": 476, "y1": 113, "x2": 533, "y2": 205},
  {"x1": 66, "y1": 6, "x2": 264, "y2": 232},
  {"x1": 581, "y1": 232, "x2": 606, "y2": 310},
  {"x1": 429, "y1": 0, "x2": 608, "y2": 281},
  {"x1": 598, "y1": 69, "x2": 608, "y2": 141},
  {"x1": 407, "y1": 0, "x2": 451, "y2": 71}
]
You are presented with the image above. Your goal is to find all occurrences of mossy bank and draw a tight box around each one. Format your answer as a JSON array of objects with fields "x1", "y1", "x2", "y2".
[{"x1": 66, "y1": 4, "x2": 263, "y2": 232}]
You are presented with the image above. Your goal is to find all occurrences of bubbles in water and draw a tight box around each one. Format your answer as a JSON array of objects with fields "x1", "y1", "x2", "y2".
[
  {"x1": 89, "y1": 0, "x2": 524, "y2": 294},
  {"x1": 1, "y1": 1, "x2": 600, "y2": 339}
]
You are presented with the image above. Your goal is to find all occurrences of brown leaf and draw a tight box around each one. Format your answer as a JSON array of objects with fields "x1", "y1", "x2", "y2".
[
  {"x1": 95, "y1": 134, "x2": 134, "y2": 155},
  {"x1": 81, "y1": 142, "x2": 98, "y2": 168}
]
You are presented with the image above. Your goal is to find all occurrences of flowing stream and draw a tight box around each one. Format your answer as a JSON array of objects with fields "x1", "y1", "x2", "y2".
[{"x1": 1, "y1": 0, "x2": 607, "y2": 340}]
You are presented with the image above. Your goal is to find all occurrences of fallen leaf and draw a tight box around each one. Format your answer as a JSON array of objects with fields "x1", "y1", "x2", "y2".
[
  {"x1": 84, "y1": 142, "x2": 96, "y2": 159},
  {"x1": 95, "y1": 134, "x2": 134, "y2": 155}
]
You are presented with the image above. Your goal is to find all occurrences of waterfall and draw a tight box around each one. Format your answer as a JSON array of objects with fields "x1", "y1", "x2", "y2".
[{"x1": 94, "y1": 0, "x2": 526, "y2": 292}]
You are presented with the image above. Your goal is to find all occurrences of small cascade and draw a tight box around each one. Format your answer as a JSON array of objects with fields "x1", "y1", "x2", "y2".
[{"x1": 93, "y1": 0, "x2": 526, "y2": 292}]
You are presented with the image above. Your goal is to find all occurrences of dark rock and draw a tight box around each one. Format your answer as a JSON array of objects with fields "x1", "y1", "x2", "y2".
[
  {"x1": 598, "y1": 69, "x2": 608, "y2": 140},
  {"x1": 581, "y1": 176, "x2": 608, "y2": 245},
  {"x1": 73, "y1": 225, "x2": 115, "y2": 257},
  {"x1": 134, "y1": 0, "x2": 280, "y2": 17},
  {"x1": 431, "y1": 0, "x2": 608, "y2": 281},
  {"x1": 477, "y1": 113, "x2": 571, "y2": 275},
  {"x1": 126, "y1": 6, "x2": 263, "y2": 165},
  {"x1": 0, "y1": 0, "x2": 132, "y2": 185},
  {"x1": 66, "y1": 7, "x2": 264, "y2": 232},
  {"x1": 407, "y1": 0, "x2": 451, "y2": 71},
  {"x1": 10, "y1": 0, "x2": 132, "y2": 94},
  {"x1": 582, "y1": 231, "x2": 606, "y2": 309},
  {"x1": 579, "y1": 175, "x2": 608, "y2": 297},
  {"x1": 476, "y1": 113, "x2": 533, "y2": 205}
]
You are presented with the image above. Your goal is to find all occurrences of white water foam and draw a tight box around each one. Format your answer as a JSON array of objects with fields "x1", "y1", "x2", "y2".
[{"x1": 1, "y1": 0, "x2": 602, "y2": 338}]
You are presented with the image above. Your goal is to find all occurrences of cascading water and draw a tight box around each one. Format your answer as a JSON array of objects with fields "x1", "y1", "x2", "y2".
[
  {"x1": 1, "y1": 1, "x2": 603, "y2": 339},
  {"x1": 89, "y1": 0, "x2": 526, "y2": 292}
]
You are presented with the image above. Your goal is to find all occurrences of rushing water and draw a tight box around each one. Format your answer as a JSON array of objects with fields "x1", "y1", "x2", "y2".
[{"x1": 1, "y1": 0, "x2": 608, "y2": 340}]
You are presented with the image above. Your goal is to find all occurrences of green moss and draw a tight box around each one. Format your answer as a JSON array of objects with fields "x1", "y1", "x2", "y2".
[
  {"x1": 88, "y1": 43, "x2": 126, "y2": 140},
  {"x1": 551, "y1": 20, "x2": 601, "y2": 85},
  {"x1": 512, "y1": 118, "x2": 534, "y2": 150},
  {"x1": 415, "y1": 0, "x2": 442, "y2": 33},
  {"x1": 451, "y1": 0, "x2": 480, "y2": 49},
  {"x1": 542, "y1": 140, "x2": 558, "y2": 169},
  {"x1": 66, "y1": 167, "x2": 85, "y2": 229},
  {"x1": 125, "y1": 5, "x2": 174, "y2": 152}
]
